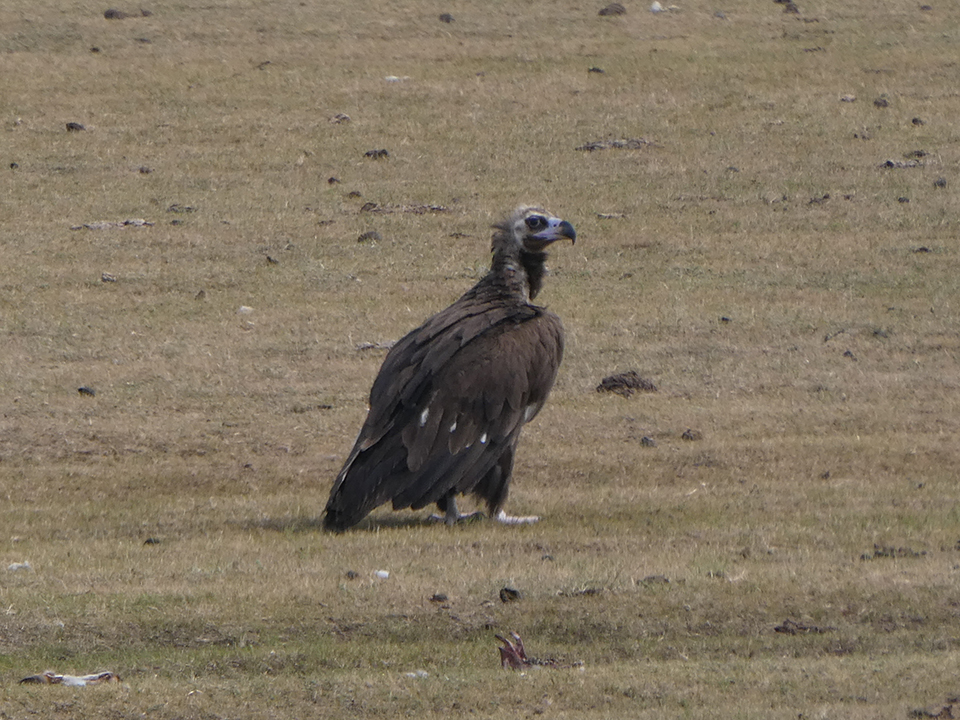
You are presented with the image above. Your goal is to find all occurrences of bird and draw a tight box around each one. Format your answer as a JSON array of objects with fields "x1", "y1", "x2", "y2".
[{"x1": 323, "y1": 205, "x2": 576, "y2": 531}]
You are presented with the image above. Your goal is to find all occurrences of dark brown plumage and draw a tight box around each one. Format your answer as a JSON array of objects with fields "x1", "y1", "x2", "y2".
[{"x1": 323, "y1": 206, "x2": 576, "y2": 531}]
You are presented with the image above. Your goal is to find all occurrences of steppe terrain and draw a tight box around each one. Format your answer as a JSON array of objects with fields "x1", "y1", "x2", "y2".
[{"x1": 1, "y1": 0, "x2": 959, "y2": 717}]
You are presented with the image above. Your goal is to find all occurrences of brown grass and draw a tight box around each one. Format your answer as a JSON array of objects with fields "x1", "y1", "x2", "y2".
[{"x1": 2, "y1": 0, "x2": 960, "y2": 717}]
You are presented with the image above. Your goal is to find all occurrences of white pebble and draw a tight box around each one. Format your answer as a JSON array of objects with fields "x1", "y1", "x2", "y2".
[{"x1": 374, "y1": 570, "x2": 390, "y2": 579}]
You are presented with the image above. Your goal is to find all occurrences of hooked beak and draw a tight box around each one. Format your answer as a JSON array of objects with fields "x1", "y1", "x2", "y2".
[{"x1": 532, "y1": 218, "x2": 577, "y2": 246}]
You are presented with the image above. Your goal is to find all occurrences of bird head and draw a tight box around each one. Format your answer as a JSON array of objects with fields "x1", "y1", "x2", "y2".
[{"x1": 499, "y1": 205, "x2": 577, "y2": 254}]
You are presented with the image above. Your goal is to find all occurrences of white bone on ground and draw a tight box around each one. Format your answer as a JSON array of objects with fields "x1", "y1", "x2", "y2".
[{"x1": 494, "y1": 509, "x2": 540, "y2": 525}]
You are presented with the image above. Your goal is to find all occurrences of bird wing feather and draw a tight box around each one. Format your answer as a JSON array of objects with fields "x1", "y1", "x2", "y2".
[{"x1": 325, "y1": 296, "x2": 563, "y2": 524}]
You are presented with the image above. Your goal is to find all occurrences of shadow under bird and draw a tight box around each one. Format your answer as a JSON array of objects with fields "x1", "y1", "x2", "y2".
[{"x1": 323, "y1": 206, "x2": 577, "y2": 531}]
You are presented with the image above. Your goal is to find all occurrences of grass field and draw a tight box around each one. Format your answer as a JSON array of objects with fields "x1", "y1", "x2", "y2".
[{"x1": 1, "y1": 0, "x2": 959, "y2": 717}]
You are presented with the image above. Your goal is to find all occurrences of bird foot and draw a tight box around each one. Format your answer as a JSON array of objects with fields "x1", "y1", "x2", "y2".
[
  {"x1": 426, "y1": 511, "x2": 485, "y2": 525},
  {"x1": 493, "y1": 509, "x2": 540, "y2": 525}
]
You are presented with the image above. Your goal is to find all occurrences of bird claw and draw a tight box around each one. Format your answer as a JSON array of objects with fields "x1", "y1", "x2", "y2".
[
  {"x1": 425, "y1": 511, "x2": 485, "y2": 525},
  {"x1": 425, "y1": 510, "x2": 538, "y2": 525},
  {"x1": 493, "y1": 510, "x2": 540, "y2": 525}
]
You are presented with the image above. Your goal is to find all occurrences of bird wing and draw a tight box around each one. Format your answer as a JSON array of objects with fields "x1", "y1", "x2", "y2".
[{"x1": 325, "y1": 298, "x2": 563, "y2": 525}]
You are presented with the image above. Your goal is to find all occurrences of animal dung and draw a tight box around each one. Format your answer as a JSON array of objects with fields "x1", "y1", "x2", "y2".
[
  {"x1": 575, "y1": 137, "x2": 652, "y2": 152},
  {"x1": 499, "y1": 586, "x2": 522, "y2": 603},
  {"x1": 598, "y1": 2, "x2": 626, "y2": 15},
  {"x1": 596, "y1": 371, "x2": 657, "y2": 397}
]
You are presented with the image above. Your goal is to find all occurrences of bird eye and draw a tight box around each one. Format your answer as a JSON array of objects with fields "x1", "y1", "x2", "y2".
[{"x1": 525, "y1": 216, "x2": 545, "y2": 231}]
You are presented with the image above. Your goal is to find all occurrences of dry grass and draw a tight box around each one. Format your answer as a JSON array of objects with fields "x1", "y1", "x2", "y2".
[{"x1": 2, "y1": 0, "x2": 960, "y2": 717}]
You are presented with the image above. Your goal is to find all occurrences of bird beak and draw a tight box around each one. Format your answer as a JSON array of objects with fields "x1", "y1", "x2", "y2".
[{"x1": 533, "y1": 218, "x2": 577, "y2": 245}]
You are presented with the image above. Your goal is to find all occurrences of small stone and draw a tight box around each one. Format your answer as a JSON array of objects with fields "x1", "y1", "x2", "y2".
[{"x1": 439, "y1": 13, "x2": 454, "y2": 22}]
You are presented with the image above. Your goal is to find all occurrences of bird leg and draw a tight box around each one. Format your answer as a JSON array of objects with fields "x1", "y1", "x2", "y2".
[
  {"x1": 493, "y1": 509, "x2": 540, "y2": 525},
  {"x1": 426, "y1": 496, "x2": 485, "y2": 525}
]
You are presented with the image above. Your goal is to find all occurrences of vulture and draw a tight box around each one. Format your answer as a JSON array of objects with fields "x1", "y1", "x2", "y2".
[{"x1": 323, "y1": 205, "x2": 576, "y2": 531}]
